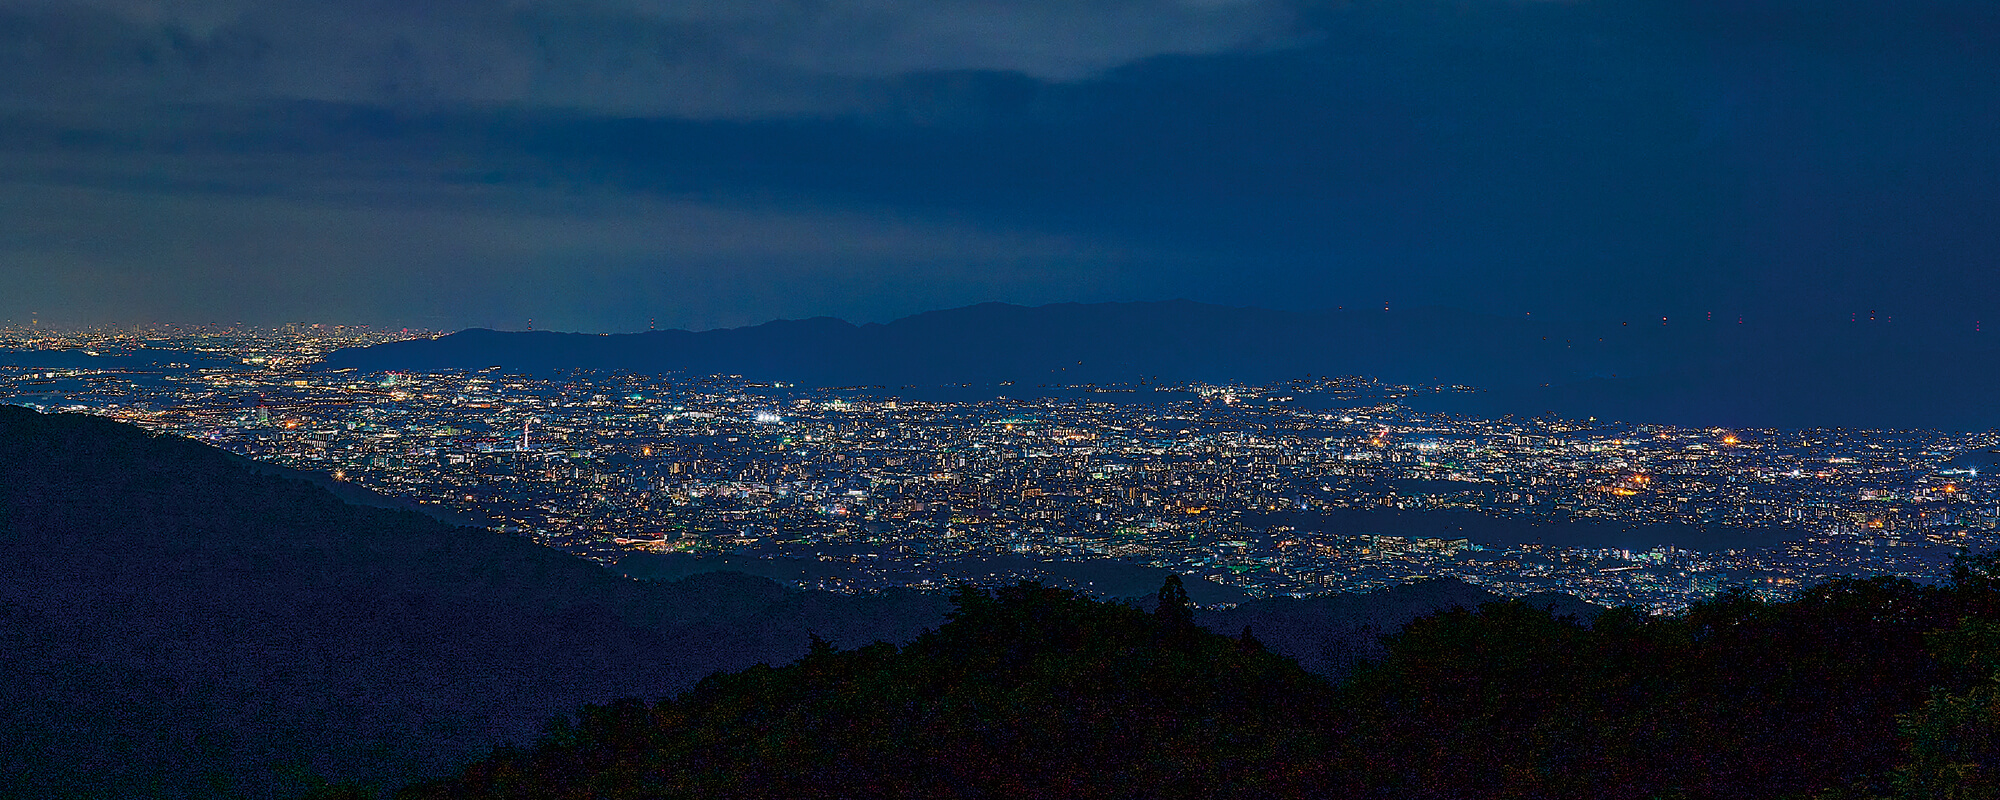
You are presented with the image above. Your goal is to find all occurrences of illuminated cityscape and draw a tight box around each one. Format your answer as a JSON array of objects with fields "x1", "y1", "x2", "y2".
[
  {"x1": 5, "y1": 321, "x2": 1996, "y2": 613},
  {"x1": 9, "y1": 0, "x2": 1998, "y2": 793}
]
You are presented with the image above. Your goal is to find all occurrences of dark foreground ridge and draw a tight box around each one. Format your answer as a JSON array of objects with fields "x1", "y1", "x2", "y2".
[
  {"x1": 0, "y1": 407, "x2": 1571, "y2": 798},
  {"x1": 0, "y1": 407, "x2": 946, "y2": 798},
  {"x1": 401, "y1": 570, "x2": 2000, "y2": 800},
  {"x1": 321, "y1": 300, "x2": 2000, "y2": 430}
]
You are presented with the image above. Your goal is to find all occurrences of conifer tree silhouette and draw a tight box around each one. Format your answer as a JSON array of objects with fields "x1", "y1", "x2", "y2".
[
  {"x1": 806, "y1": 631, "x2": 836, "y2": 660},
  {"x1": 1154, "y1": 574, "x2": 1196, "y2": 647}
]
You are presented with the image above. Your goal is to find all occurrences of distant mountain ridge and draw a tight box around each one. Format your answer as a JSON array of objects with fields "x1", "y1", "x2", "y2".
[{"x1": 321, "y1": 300, "x2": 2000, "y2": 430}]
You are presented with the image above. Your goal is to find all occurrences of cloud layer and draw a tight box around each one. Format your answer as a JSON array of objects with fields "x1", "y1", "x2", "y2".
[
  {"x1": 2, "y1": 0, "x2": 1996, "y2": 332},
  {"x1": 0, "y1": 167, "x2": 1173, "y2": 330},
  {"x1": 0, "y1": 0, "x2": 1296, "y2": 116}
]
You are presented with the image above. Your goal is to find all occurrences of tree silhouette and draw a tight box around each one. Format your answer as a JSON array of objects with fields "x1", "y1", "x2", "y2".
[
  {"x1": 1155, "y1": 574, "x2": 1194, "y2": 630},
  {"x1": 396, "y1": 579, "x2": 1341, "y2": 799},
  {"x1": 1892, "y1": 577, "x2": 2000, "y2": 799},
  {"x1": 1238, "y1": 625, "x2": 1264, "y2": 653}
]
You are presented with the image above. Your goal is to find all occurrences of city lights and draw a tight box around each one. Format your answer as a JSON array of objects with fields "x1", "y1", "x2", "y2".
[{"x1": 3, "y1": 322, "x2": 1995, "y2": 613}]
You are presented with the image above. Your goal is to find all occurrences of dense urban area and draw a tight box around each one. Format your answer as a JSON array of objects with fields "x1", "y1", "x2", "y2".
[{"x1": 5, "y1": 321, "x2": 1997, "y2": 612}]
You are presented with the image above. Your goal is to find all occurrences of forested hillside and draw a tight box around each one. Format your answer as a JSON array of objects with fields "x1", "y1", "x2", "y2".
[{"x1": 401, "y1": 569, "x2": 2000, "y2": 799}]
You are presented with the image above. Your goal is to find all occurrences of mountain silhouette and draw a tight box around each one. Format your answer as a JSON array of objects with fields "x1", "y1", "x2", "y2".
[
  {"x1": 320, "y1": 300, "x2": 2000, "y2": 430},
  {"x1": 0, "y1": 406, "x2": 949, "y2": 798}
]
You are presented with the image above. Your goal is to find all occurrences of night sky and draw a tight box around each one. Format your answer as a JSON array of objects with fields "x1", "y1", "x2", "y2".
[{"x1": 2, "y1": 0, "x2": 1996, "y2": 333}]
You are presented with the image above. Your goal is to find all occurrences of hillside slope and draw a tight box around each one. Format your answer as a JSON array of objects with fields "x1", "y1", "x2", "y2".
[{"x1": 0, "y1": 407, "x2": 948, "y2": 798}]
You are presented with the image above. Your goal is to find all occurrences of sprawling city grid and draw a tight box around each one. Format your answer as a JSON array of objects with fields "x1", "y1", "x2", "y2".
[{"x1": 6, "y1": 322, "x2": 1998, "y2": 612}]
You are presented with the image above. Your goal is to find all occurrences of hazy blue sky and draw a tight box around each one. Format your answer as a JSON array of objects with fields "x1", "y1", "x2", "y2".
[{"x1": 3, "y1": 0, "x2": 1995, "y2": 332}]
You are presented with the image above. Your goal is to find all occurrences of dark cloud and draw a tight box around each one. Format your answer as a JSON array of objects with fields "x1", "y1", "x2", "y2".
[
  {"x1": 0, "y1": 0, "x2": 1299, "y2": 116},
  {"x1": 1, "y1": 0, "x2": 1996, "y2": 331},
  {"x1": 0, "y1": 166, "x2": 1174, "y2": 330}
]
